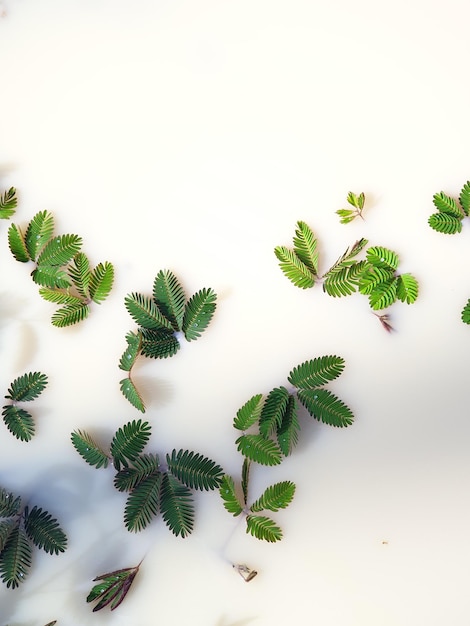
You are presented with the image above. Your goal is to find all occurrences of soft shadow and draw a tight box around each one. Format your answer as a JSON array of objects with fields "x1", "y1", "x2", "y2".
[{"x1": 215, "y1": 616, "x2": 259, "y2": 626}]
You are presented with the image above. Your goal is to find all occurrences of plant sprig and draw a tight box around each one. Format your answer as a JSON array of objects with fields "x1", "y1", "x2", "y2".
[
  {"x1": 2, "y1": 372, "x2": 48, "y2": 441},
  {"x1": 8, "y1": 210, "x2": 114, "y2": 326},
  {"x1": 336, "y1": 191, "x2": 366, "y2": 223},
  {"x1": 119, "y1": 269, "x2": 217, "y2": 412},
  {"x1": 87, "y1": 562, "x2": 141, "y2": 612}
]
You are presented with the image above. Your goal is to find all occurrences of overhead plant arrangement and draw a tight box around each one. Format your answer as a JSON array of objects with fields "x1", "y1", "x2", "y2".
[
  {"x1": 219, "y1": 355, "x2": 354, "y2": 544},
  {"x1": 86, "y1": 562, "x2": 142, "y2": 612},
  {"x1": 427, "y1": 180, "x2": 470, "y2": 325},
  {"x1": 119, "y1": 268, "x2": 217, "y2": 412},
  {"x1": 2, "y1": 372, "x2": 48, "y2": 441},
  {"x1": 0, "y1": 486, "x2": 67, "y2": 589},
  {"x1": 7, "y1": 210, "x2": 114, "y2": 327},
  {"x1": 71, "y1": 419, "x2": 224, "y2": 537},
  {"x1": 336, "y1": 191, "x2": 366, "y2": 224},
  {"x1": 0, "y1": 187, "x2": 17, "y2": 221},
  {"x1": 274, "y1": 220, "x2": 418, "y2": 326}
]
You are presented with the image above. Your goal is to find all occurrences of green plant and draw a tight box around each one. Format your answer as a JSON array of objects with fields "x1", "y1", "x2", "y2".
[
  {"x1": 274, "y1": 221, "x2": 418, "y2": 317},
  {"x1": 2, "y1": 372, "x2": 48, "y2": 441},
  {"x1": 0, "y1": 187, "x2": 17, "y2": 220},
  {"x1": 428, "y1": 181, "x2": 470, "y2": 234},
  {"x1": 119, "y1": 269, "x2": 217, "y2": 412},
  {"x1": 0, "y1": 486, "x2": 67, "y2": 588},
  {"x1": 220, "y1": 356, "x2": 354, "y2": 542},
  {"x1": 87, "y1": 562, "x2": 141, "y2": 612},
  {"x1": 71, "y1": 419, "x2": 224, "y2": 536},
  {"x1": 336, "y1": 191, "x2": 366, "y2": 223},
  {"x1": 8, "y1": 210, "x2": 114, "y2": 326}
]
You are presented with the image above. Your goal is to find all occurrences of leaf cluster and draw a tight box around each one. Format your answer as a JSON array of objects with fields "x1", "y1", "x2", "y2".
[
  {"x1": 2, "y1": 372, "x2": 48, "y2": 441},
  {"x1": 8, "y1": 211, "x2": 114, "y2": 326},
  {"x1": 87, "y1": 563, "x2": 140, "y2": 612},
  {"x1": 0, "y1": 187, "x2": 17, "y2": 220},
  {"x1": 428, "y1": 181, "x2": 470, "y2": 234},
  {"x1": 71, "y1": 420, "x2": 223, "y2": 537},
  {"x1": 336, "y1": 191, "x2": 366, "y2": 224},
  {"x1": 275, "y1": 221, "x2": 418, "y2": 312},
  {"x1": 0, "y1": 487, "x2": 67, "y2": 589},
  {"x1": 119, "y1": 269, "x2": 217, "y2": 412}
]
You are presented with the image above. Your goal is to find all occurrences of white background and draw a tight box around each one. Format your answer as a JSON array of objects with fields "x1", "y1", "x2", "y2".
[{"x1": 1, "y1": 1, "x2": 470, "y2": 625}]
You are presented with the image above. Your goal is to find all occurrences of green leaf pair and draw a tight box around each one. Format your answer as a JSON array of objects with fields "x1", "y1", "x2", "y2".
[
  {"x1": 336, "y1": 191, "x2": 366, "y2": 224},
  {"x1": 71, "y1": 420, "x2": 224, "y2": 537},
  {"x1": 428, "y1": 181, "x2": 470, "y2": 234},
  {"x1": 119, "y1": 269, "x2": 217, "y2": 411},
  {"x1": 8, "y1": 210, "x2": 114, "y2": 326},
  {"x1": 0, "y1": 487, "x2": 67, "y2": 589},
  {"x1": 2, "y1": 372, "x2": 48, "y2": 441}
]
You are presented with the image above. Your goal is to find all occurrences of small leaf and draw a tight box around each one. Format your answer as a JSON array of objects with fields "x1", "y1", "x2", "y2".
[
  {"x1": 24, "y1": 210, "x2": 54, "y2": 261},
  {"x1": 68, "y1": 252, "x2": 91, "y2": 299},
  {"x1": 51, "y1": 302, "x2": 90, "y2": 327},
  {"x1": 124, "y1": 472, "x2": 162, "y2": 532},
  {"x1": 2, "y1": 405, "x2": 35, "y2": 441},
  {"x1": 119, "y1": 377, "x2": 146, "y2": 413},
  {"x1": 288, "y1": 356, "x2": 345, "y2": 389},
  {"x1": 0, "y1": 526, "x2": 32, "y2": 588},
  {"x1": 160, "y1": 473, "x2": 194, "y2": 537},
  {"x1": 38, "y1": 288, "x2": 83, "y2": 306},
  {"x1": 365, "y1": 246, "x2": 399, "y2": 271},
  {"x1": 125, "y1": 293, "x2": 174, "y2": 331},
  {"x1": 114, "y1": 454, "x2": 160, "y2": 492},
  {"x1": 37, "y1": 234, "x2": 82, "y2": 266},
  {"x1": 367, "y1": 277, "x2": 398, "y2": 310},
  {"x1": 0, "y1": 187, "x2": 17, "y2": 219},
  {"x1": 347, "y1": 191, "x2": 365, "y2": 209},
  {"x1": 182, "y1": 287, "x2": 217, "y2": 341},
  {"x1": 258, "y1": 387, "x2": 290, "y2": 438},
  {"x1": 461, "y1": 299, "x2": 470, "y2": 324},
  {"x1": 5, "y1": 371, "x2": 48, "y2": 401},
  {"x1": 241, "y1": 458, "x2": 250, "y2": 505},
  {"x1": 245, "y1": 515, "x2": 283, "y2": 542},
  {"x1": 233, "y1": 393, "x2": 264, "y2": 431},
  {"x1": 274, "y1": 245, "x2": 315, "y2": 289},
  {"x1": 336, "y1": 209, "x2": 356, "y2": 224},
  {"x1": 428, "y1": 212, "x2": 462, "y2": 234},
  {"x1": 277, "y1": 395, "x2": 300, "y2": 456},
  {"x1": 87, "y1": 564, "x2": 140, "y2": 612},
  {"x1": 110, "y1": 419, "x2": 151, "y2": 470},
  {"x1": 297, "y1": 388, "x2": 354, "y2": 427},
  {"x1": 7, "y1": 223, "x2": 30, "y2": 262},
  {"x1": 250, "y1": 481, "x2": 296, "y2": 512},
  {"x1": 396, "y1": 273, "x2": 419, "y2": 304},
  {"x1": 119, "y1": 331, "x2": 142, "y2": 372},
  {"x1": 219, "y1": 475, "x2": 243, "y2": 516},
  {"x1": 432, "y1": 191, "x2": 463, "y2": 218},
  {"x1": 0, "y1": 519, "x2": 18, "y2": 552},
  {"x1": 89, "y1": 261, "x2": 114, "y2": 304},
  {"x1": 31, "y1": 265, "x2": 72, "y2": 288},
  {"x1": 459, "y1": 181, "x2": 470, "y2": 216},
  {"x1": 166, "y1": 449, "x2": 224, "y2": 491},
  {"x1": 292, "y1": 221, "x2": 318, "y2": 275},
  {"x1": 235, "y1": 434, "x2": 282, "y2": 466},
  {"x1": 140, "y1": 328, "x2": 180, "y2": 359},
  {"x1": 0, "y1": 488, "x2": 21, "y2": 518},
  {"x1": 153, "y1": 269, "x2": 186, "y2": 331},
  {"x1": 24, "y1": 506, "x2": 67, "y2": 554},
  {"x1": 71, "y1": 430, "x2": 110, "y2": 469}
]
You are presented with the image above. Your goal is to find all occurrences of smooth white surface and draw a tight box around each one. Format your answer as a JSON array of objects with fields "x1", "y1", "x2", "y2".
[{"x1": 1, "y1": 1, "x2": 470, "y2": 624}]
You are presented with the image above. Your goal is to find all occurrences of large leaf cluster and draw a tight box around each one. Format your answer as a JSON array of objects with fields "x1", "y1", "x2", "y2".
[
  {"x1": 2, "y1": 372, "x2": 48, "y2": 441},
  {"x1": 275, "y1": 221, "x2": 418, "y2": 314},
  {"x1": 71, "y1": 420, "x2": 223, "y2": 537},
  {"x1": 0, "y1": 487, "x2": 67, "y2": 589},
  {"x1": 8, "y1": 210, "x2": 114, "y2": 326},
  {"x1": 119, "y1": 269, "x2": 217, "y2": 412}
]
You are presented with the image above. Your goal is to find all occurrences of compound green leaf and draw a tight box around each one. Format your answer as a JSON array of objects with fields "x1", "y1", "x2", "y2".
[
  {"x1": 0, "y1": 488, "x2": 21, "y2": 518},
  {"x1": 140, "y1": 327, "x2": 180, "y2": 359},
  {"x1": 245, "y1": 515, "x2": 283, "y2": 542},
  {"x1": 277, "y1": 395, "x2": 300, "y2": 456},
  {"x1": 274, "y1": 245, "x2": 315, "y2": 289},
  {"x1": 89, "y1": 261, "x2": 114, "y2": 304},
  {"x1": 336, "y1": 208, "x2": 356, "y2": 224},
  {"x1": 7, "y1": 223, "x2": 30, "y2": 262},
  {"x1": 38, "y1": 288, "x2": 83, "y2": 306},
  {"x1": 358, "y1": 266, "x2": 395, "y2": 295},
  {"x1": 182, "y1": 287, "x2": 217, "y2": 341},
  {"x1": 37, "y1": 234, "x2": 82, "y2": 266},
  {"x1": 367, "y1": 277, "x2": 398, "y2": 310},
  {"x1": 0, "y1": 526, "x2": 32, "y2": 588},
  {"x1": 0, "y1": 187, "x2": 17, "y2": 219},
  {"x1": 322, "y1": 260, "x2": 366, "y2": 297},
  {"x1": 110, "y1": 419, "x2": 151, "y2": 470},
  {"x1": 119, "y1": 331, "x2": 142, "y2": 372},
  {"x1": 0, "y1": 519, "x2": 17, "y2": 552},
  {"x1": 2, "y1": 405, "x2": 35, "y2": 441},
  {"x1": 125, "y1": 293, "x2": 174, "y2": 331},
  {"x1": 258, "y1": 387, "x2": 290, "y2": 438},
  {"x1": 51, "y1": 302, "x2": 90, "y2": 327},
  {"x1": 428, "y1": 212, "x2": 462, "y2": 234},
  {"x1": 432, "y1": 191, "x2": 463, "y2": 218},
  {"x1": 124, "y1": 472, "x2": 162, "y2": 532},
  {"x1": 288, "y1": 356, "x2": 345, "y2": 389},
  {"x1": 119, "y1": 377, "x2": 145, "y2": 413},
  {"x1": 233, "y1": 393, "x2": 264, "y2": 431},
  {"x1": 160, "y1": 473, "x2": 194, "y2": 538},
  {"x1": 166, "y1": 449, "x2": 224, "y2": 491},
  {"x1": 396, "y1": 273, "x2": 419, "y2": 304},
  {"x1": 250, "y1": 481, "x2": 296, "y2": 513},
  {"x1": 297, "y1": 388, "x2": 354, "y2": 427},
  {"x1": 365, "y1": 246, "x2": 399, "y2": 271},
  {"x1": 71, "y1": 430, "x2": 110, "y2": 469},
  {"x1": 68, "y1": 252, "x2": 91, "y2": 299},
  {"x1": 24, "y1": 506, "x2": 67, "y2": 554},
  {"x1": 292, "y1": 220, "x2": 318, "y2": 276},
  {"x1": 153, "y1": 269, "x2": 186, "y2": 331},
  {"x1": 24, "y1": 210, "x2": 54, "y2": 261},
  {"x1": 5, "y1": 371, "x2": 48, "y2": 402},
  {"x1": 31, "y1": 264, "x2": 71, "y2": 288},
  {"x1": 347, "y1": 191, "x2": 365, "y2": 209},
  {"x1": 235, "y1": 434, "x2": 282, "y2": 466},
  {"x1": 114, "y1": 454, "x2": 160, "y2": 492},
  {"x1": 219, "y1": 474, "x2": 243, "y2": 516}
]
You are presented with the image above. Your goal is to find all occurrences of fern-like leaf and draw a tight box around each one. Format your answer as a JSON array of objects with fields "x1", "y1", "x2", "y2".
[
  {"x1": 182, "y1": 287, "x2": 217, "y2": 341},
  {"x1": 235, "y1": 434, "x2": 282, "y2": 466},
  {"x1": 288, "y1": 356, "x2": 345, "y2": 390},
  {"x1": 245, "y1": 515, "x2": 282, "y2": 542},
  {"x1": 428, "y1": 212, "x2": 462, "y2": 234},
  {"x1": 258, "y1": 387, "x2": 290, "y2": 438},
  {"x1": 274, "y1": 245, "x2": 315, "y2": 289},
  {"x1": 365, "y1": 246, "x2": 399, "y2": 271},
  {"x1": 367, "y1": 277, "x2": 398, "y2": 310},
  {"x1": 297, "y1": 388, "x2": 354, "y2": 427},
  {"x1": 396, "y1": 273, "x2": 419, "y2": 304},
  {"x1": 336, "y1": 208, "x2": 356, "y2": 224},
  {"x1": 0, "y1": 187, "x2": 17, "y2": 219},
  {"x1": 0, "y1": 488, "x2": 21, "y2": 517},
  {"x1": 432, "y1": 191, "x2": 463, "y2": 218},
  {"x1": 119, "y1": 377, "x2": 146, "y2": 413},
  {"x1": 89, "y1": 261, "x2": 114, "y2": 304},
  {"x1": 219, "y1": 475, "x2": 243, "y2": 516},
  {"x1": 24, "y1": 211, "x2": 55, "y2": 261},
  {"x1": 87, "y1": 564, "x2": 140, "y2": 612},
  {"x1": 71, "y1": 430, "x2": 110, "y2": 469},
  {"x1": 68, "y1": 252, "x2": 91, "y2": 299},
  {"x1": 292, "y1": 221, "x2": 318, "y2": 275},
  {"x1": 140, "y1": 327, "x2": 180, "y2": 359},
  {"x1": 461, "y1": 299, "x2": 470, "y2": 324},
  {"x1": 0, "y1": 519, "x2": 17, "y2": 552},
  {"x1": 38, "y1": 288, "x2": 83, "y2": 306},
  {"x1": 51, "y1": 302, "x2": 90, "y2": 327},
  {"x1": 153, "y1": 269, "x2": 186, "y2": 331},
  {"x1": 124, "y1": 472, "x2": 162, "y2": 532},
  {"x1": 358, "y1": 266, "x2": 395, "y2": 295},
  {"x1": 24, "y1": 506, "x2": 67, "y2": 554},
  {"x1": 125, "y1": 293, "x2": 174, "y2": 331},
  {"x1": 277, "y1": 395, "x2": 300, "y2": 456},
  {"x1": 250, "y1": 481, "x2": 296, "y2": 512},
  {"x1": 37, "y1": 234, "x2": 82, "y2": 266},
  {"x1": 233, "y1": 393, "x2": 264, "y2": 431},
  {"x1": 166, "y1": 449, "x2": 224, "y2": 491},
  {"x1": 322, "y1": 260, "x2": 366, "y2": 297},
  {"x1": 0, "y1": 526, "x2": 32, "y2": 588},
  {"x1": 160, "y1": 473, "x2": 194, "y2": 537},
  {"x1": 322, "y1": 238, "x2": 368, "y2": 277},
  {"x1": 110, "y1": 420, "x2": 151, "y2": 470},
  {"x1": 31, "y1": 265, "x2": 71, "y2": 288},
  {"x1": 119, "y1": 331, "x2": 142, "y2": 372},
  {"x1": 459, "y1": 181, "x2": 470, "y2": 216},
  {"x1": 2, "y1": 405, "x2": 35, "y2": 441},
  {"x1": 5, "y1": 371, "x2": 48, "y2": 401},
  {"x1": 7, "y1": 223, "x2": 30, "y2": 262},
  {"x1": 114, "y1": 454, "x2": 160, "y2": 492}
]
